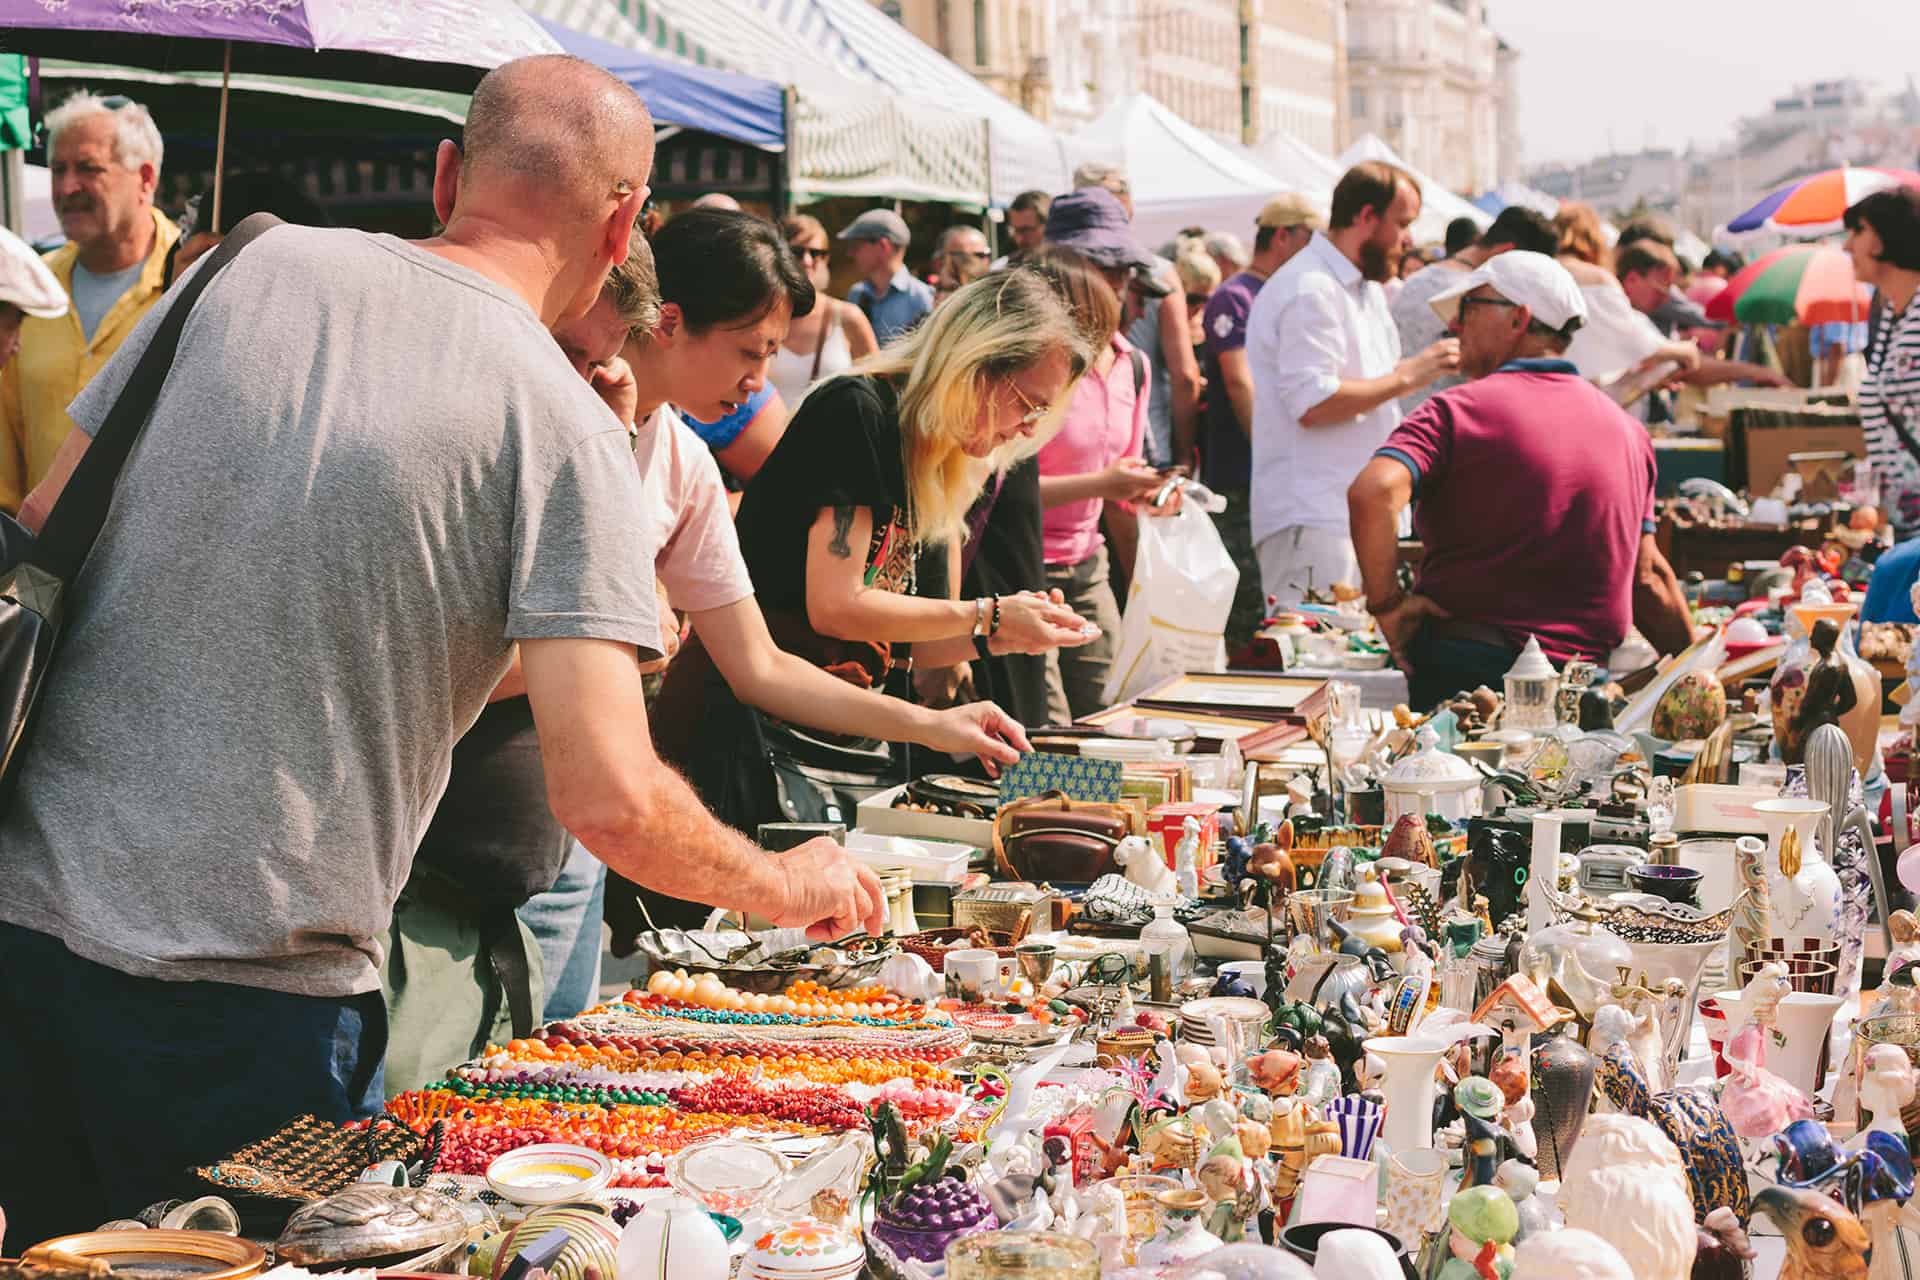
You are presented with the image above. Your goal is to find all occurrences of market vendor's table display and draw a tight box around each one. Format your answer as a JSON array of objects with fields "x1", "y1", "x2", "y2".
[{"x1": 40, "y1": 577, "x2": 1920, "y2": 1280}]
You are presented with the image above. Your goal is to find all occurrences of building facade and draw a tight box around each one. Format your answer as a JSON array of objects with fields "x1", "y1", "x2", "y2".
[
  {"x1": 1343, "y1": 0, "x2": 1506, "y2": 193},
  {"x1": 876, "y1": 0, "x2": 1347, "y2": 153}
]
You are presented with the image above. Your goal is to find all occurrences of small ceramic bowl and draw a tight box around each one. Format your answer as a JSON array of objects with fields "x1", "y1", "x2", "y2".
[
  {"x1": 1625, "y1": 863, "x2": 1705, "y2": 908},
  {"x1": 484, "y1": 1143, "x2": 613, "y2": 1206}
]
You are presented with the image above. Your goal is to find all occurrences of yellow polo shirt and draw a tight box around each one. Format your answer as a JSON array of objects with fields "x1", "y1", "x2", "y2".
[{"x1": 0, "y1": 207, "x2": 179, "y2": 513}]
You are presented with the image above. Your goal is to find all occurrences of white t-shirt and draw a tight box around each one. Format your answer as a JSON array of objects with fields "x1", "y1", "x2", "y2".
[
  {"x1": 1245, "y1": 232, "x2": 1403, "y2": 544},
  {"x1": 636, "y1": 405, "x2": 756, "y2": 613}
]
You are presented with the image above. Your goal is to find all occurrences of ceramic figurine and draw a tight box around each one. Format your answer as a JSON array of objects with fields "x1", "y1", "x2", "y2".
[
  {"x1": 1248, "y1": 1047, "x2": 1303, "y2": 1096},
  {"x1": 1268, "y1": 1098, "x2": 1341, "y2": 1203},
  {"x1": 1855, "y1": 1045, "x2": 1918, "y2": 1148},
  {"x1": 1455, "y1": 1076, "x2": 1510, "y2": 1190},
  {"x1": 1117, "y1": 834, "x2": 1178, "y2": 896},
  {"x1": 1382, "y1": 813, "x2": 1438, "y2": 867},
  {"x1": 1695, "y1": 1206, "x2": 1760, "y2": 1280},
  {"x1": 1719, "y1": 1019, "x2": 1814, "y2": 1145},
  {"x1": 1594, "y1": 1037, "x2": 1749, "y2": 1227},
  {"x1": 1196, "y1": 1137, "x2": 1267, "y2": 1243},
  {"x1": 1136, "y1": 1187, "x2": 1222, "y2": 1267},
  {"x1": 1185, "y1": 1061, "x2": 1225, "y2": 1106},
  {"x1": 1141, "y1": 1114, "x2": 1204, "y2": 1175},
  {"x1": 1557, "y1": 1113, "x2": 1700, "y2": 1280},
  {"x1": 1493, "y1": 1161, "x2": 1551, "y2": 1242},
  {"x1": 1175, "y1": 816, "x2": 1202, "y2": 899},
  {"x1": 1250, "y1": 822, "x2": 1296, "y2": 892},
  {"x1": 1435, "y1": 1185, "x2": 1519, "y2": 1280},
  {"x1": 1784, "y1": 619, "x2": 1860, "y2": 766},
  {"x1": 1752, "y1": 1185, "x2": 1870, "y2": 1280},
  {"x1": 1299, "y1": 1036, "x2": 1342, "y2": 1110},
  {"x1": 1488, "y1": 1055, "x2": 1537, "y2": 1162},
  {"x1": 1891, "y1": 911, "x2": 1920, "y2": 979},
  {"x1": 1729, "y1": 834, "x2": 1772, "y2": 981}
]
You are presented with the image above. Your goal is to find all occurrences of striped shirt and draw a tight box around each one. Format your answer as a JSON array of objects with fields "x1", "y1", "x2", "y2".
[{"x1": 1863, "y1": 295, "x2": 1920, "y2": 535}]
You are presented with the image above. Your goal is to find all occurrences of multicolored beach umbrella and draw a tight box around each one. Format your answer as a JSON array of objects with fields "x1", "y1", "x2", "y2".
[
  {"x1": 1727, "y1": 166, "x2": 1920, "y2": 237},
  {"x1": 1704, "y1": 244, "x2": 1873, "y2": 326}
]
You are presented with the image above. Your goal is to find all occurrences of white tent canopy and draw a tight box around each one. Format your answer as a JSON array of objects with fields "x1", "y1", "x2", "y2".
[
  {"x1": 1339, "y1": 133, "x2": 1491, "y2": 247},
  {"x1": 1070, "y1": 94, "x2": 1309, "y2": 247},
  {"x1": 1248, "y1": 130, "x2": 1344, "y2": 206}
]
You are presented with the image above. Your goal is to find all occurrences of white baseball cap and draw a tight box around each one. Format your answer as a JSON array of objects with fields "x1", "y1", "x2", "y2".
[
  {"x1": 1429, "y1": 250, "x2": 1586, "y2": 332},
  {"x1": 0, "y1": 227, "x2": 67, "y2": 319}
]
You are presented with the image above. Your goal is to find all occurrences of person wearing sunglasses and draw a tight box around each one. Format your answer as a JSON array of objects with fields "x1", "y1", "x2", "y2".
[
  {"x1": 770, "y1": 213, "x2": 877, "y2": 410},
  {"x1": 1347, "y1": 252, "x2": 1692, "y2": 708},
  {"x1": 651, "y1": 268, "x2": 1097, "y2": 844}
]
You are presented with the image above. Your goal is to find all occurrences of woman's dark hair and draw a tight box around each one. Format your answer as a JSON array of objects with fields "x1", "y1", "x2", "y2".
[
  {"x1": 651, "y1": 207, "x2": 815, "y2": 331},
  {"x1": 1845, "y1": 187, "x2": 1920, "y2": 272}
]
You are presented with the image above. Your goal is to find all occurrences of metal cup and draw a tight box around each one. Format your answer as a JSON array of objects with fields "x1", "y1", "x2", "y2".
[{"x1": 1015, "y1": 941, "x2": 1057, "y2": 988}]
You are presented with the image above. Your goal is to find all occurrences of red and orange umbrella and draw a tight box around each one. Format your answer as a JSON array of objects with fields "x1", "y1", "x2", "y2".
[{"x1": 1703, "y1": 244, "x2": 1872, "y2": 326}]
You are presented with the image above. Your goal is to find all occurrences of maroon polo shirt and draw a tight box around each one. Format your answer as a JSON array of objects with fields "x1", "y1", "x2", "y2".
[{"x1": 1376, "y1": 358, "x2": 1656, "y2": 664}]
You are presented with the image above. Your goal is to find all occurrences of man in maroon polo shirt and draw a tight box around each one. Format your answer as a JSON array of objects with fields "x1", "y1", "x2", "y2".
[{"x1": 1347, "y1": 251, "x2": 1694, "y2": 708}]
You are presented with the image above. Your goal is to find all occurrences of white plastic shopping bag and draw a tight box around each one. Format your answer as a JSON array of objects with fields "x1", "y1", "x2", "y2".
[{"x1": 1101, "y1": 481, "x2": 1238, "y2": 705}]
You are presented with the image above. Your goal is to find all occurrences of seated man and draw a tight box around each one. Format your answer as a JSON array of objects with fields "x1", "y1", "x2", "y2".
[{"x1": 1348, "y1": 252, "x2": 1693, "y2": 708}]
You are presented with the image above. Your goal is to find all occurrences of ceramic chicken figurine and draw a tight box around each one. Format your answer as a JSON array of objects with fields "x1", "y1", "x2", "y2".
[{"x1": 1752, "y1": 1185, "x2": 1870, "y2": 1280}]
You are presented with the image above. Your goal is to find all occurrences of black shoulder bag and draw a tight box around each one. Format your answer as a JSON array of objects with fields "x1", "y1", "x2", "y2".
[{"x1": 0, "y1": 213, "x2": 281, "y2": 808}]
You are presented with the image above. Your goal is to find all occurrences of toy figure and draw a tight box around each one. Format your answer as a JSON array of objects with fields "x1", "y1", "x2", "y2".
[
  {"x1": 1436, "y1": 1184, "x2": 1519, "y2": 1280},
  {"x1": 1855, "y1": 1045, "x2": 1918, "y2": 1148},
  {"x1": 1185, "y1": 1060, "x2": 1225, "y2": 1106},
  {"x1": 1140, "y1": 1113, "x2": 1203, "y2": 1174},
  {"x1": 1116, "y1": 833, "x2": 1178, "y2": 896},
  {"x1": 1890, "y1": 910, "x2": 1920, "y2": 981},
  {"x1": 1268, "y1": 1098, "x2": 1340, "y2": 1203}
]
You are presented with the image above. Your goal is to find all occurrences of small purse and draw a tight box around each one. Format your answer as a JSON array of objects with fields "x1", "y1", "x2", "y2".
[{"x1": 993, "y1": 790, "x2": 1142, "y2": 882}]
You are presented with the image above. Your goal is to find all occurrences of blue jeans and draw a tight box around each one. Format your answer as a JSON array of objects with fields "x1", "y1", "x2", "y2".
[
  {"x1": 517, "y1": 840, "x2": 607, "y2": 1021},
  {"x1": 0, "y1": 923, "x2": 385, "y2": 1247}
]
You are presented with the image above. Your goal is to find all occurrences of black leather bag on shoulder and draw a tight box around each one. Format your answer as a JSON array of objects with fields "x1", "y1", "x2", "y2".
[{"x1": 0, "y1": 214, "x2": 281, "y2": 810}]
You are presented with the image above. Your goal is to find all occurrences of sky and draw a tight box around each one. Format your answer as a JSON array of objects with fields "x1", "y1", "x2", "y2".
[{"x1": 1481, "y1": 0, "x2": 1920, "y2": 172}]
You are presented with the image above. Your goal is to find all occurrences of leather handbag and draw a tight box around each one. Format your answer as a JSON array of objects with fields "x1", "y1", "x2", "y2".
[
  {"x1": 993, "y1": 790, "x2": 1142, "y2": 883},
  {"x1": 0, "y1": 213, "x2": 281, "y2": 809}
]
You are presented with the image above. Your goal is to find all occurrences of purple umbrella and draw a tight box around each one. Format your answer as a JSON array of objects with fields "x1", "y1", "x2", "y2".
[{"x1": 4, "y1": 0, "x2": 564, "y2": 226}]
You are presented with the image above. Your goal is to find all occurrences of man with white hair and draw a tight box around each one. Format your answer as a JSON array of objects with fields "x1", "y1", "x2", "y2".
[
  {"x1": 0, "y1": 91, "x2": 175, "y2": 512},
  {"x1": 1346, "y1": 251, "x2": 1692, "y2": 707}
]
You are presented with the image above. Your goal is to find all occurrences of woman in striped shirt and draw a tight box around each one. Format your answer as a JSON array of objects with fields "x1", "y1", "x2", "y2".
[{"x1": 1847, "y1": 187, "x2": 1920, "y2": 535}]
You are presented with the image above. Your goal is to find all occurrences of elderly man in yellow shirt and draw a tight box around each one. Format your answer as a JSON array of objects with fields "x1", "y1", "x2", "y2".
[{"x1": 0, "y1": 91, "x2": 177, "y2": 514}]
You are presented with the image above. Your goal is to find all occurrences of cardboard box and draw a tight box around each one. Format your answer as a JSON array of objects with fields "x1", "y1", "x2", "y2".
[{"x1": 1148, "y1": 801, "x2": 1220, "y2": 871}]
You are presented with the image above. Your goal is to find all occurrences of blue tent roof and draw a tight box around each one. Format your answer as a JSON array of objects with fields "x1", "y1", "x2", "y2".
[{"x1": 535, "y1": 17, "x2": 784, "y2": 152}]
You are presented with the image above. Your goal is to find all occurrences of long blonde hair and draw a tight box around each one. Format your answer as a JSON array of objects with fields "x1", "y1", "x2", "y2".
[{"x1": 845, "y1": 269, "x2": 1091, "y2": 540}]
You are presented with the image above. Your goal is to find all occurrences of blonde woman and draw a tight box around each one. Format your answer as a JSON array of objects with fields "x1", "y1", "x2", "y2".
[
  {"x1": 771, "y1": 213, "x2": 876, "y2": 409},
  {"x1": 653, "y1": 269, "x2": 1096, "y2": 829}
]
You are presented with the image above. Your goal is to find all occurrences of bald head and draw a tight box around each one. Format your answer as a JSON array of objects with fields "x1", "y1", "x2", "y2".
[
  {"x1": 690, "y1": 192, "x2": 742, "y2": 212},
  {"x1": 462, "y1": 55, "x2": 654, "y2": 221}
]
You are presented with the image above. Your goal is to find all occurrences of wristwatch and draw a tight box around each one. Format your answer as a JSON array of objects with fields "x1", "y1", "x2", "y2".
[{"x1": 1367, "y1": 587, "x2": 1408, "y2": 617}]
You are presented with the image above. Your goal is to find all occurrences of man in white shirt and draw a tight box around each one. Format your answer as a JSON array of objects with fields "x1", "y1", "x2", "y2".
[{"x1": 1245, "y1": 161, "x2": 1460, "y2": 608}]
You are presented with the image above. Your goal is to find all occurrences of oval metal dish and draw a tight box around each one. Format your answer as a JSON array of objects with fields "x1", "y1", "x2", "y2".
[{"x1": 631, "y1": 928, "x2": 896, "y2": 994}]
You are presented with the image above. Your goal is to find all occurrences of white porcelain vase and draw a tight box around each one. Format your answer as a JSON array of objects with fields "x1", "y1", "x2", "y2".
[
  {"x1": 616, "y1": 1194, "x2": 731, "y2": 1280},
  {"x1": 1753, "y1": 798, "x2": 1840, "y2": 948},
  {"x1": 1769, "y1": 991, "x2": 1847, "y2": 1095}
]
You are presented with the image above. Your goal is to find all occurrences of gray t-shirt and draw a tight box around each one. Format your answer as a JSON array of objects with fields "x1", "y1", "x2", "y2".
[
  {"x1": 0, "y1": 226, "x2": 660, "y2": 997},
  {"x1": 71, "y1": 259, "x2": 146, "y2": 340}
]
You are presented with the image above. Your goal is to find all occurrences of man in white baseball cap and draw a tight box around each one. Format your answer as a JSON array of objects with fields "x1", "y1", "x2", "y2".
[
  {"x1": 1346, "y1": 251, "x2": 1693, "y2": 706},
  {"x1": 0, "y1": 226, "x2": 68, "y2": 371}
]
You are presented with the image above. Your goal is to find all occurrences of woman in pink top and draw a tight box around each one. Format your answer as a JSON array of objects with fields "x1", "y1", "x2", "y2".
[{"x1": 1031, "y1": 245, "x2": 1169, "y2": 722}]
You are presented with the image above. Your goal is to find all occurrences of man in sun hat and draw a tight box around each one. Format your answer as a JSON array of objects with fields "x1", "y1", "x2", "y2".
[
  {"x1": 839, "y1": 207, "x2": 932, "y2": 342},
  {"x1": 1347, "y1": 251, "x2": 1693, "y2": 708},
  {"x1": 0, "y1": 226, "x2": 68, "y2": 371}
]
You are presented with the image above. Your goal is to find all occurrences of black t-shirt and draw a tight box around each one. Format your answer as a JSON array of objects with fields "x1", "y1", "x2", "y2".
[
  {"x1": 735, "y1": 374, "x2": 916, "y2": 613},
  {"x1": 960, "y1": 457, "x2": 1050, "y2": 728}
]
